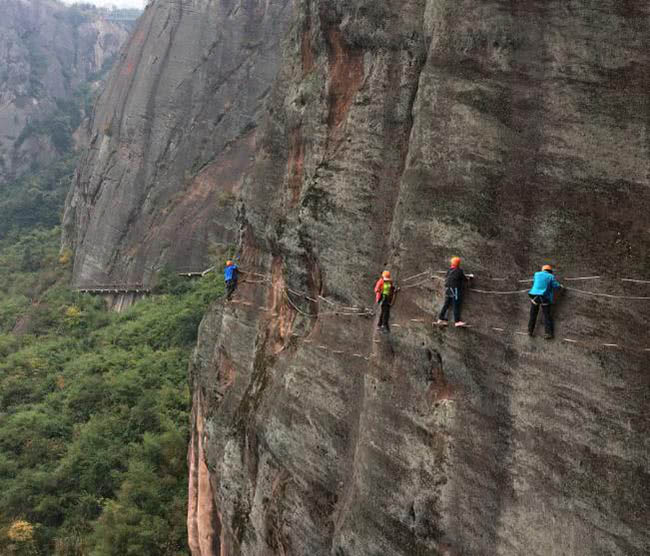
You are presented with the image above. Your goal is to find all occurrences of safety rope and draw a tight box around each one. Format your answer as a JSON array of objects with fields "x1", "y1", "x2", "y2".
[
  {"x1": 466, "y1": 285, "x2": 650, "y2": 300},
  {"x1": 240, "y1": 270, "x2": 270, "y2": 279},
  {"x1": 400, "y1": 276, "x2": 437, "y2": 290},
  {"x1": 563, "y1": 287, "x2": 650, "y2": 301},
  {"x1": 283, "y1": 289, "x2": 317, "y2": 318},
  {"x1": 227, "y1": 280, "x2": 649, "y2": 356},
  {"x1": 234, "y1": 267, "x2": 650, "y2": 290},
  {"x1": 285, "y1": 286, "x2": 319, "y2": 304},
  {"x1": 399, "y1": 271, "x2": 650, "y2": 300},
  {"x1": 461, "y1": 322, "x2": 650, "y2": 354},
  {"x1": 469, "y1": 288, "x2": 530, "y2": 295},
  {"x1": 221, "y1": 265, "x2": 650, "y2": 356},
  {"x1": 283, "y1": 289, "x2": 374, "y2": 318},
  {"x1": 401, "y1": 269, "x2": 431, "y2": 283},
  {"x1": 564, "y1": 276, "x2": 601, "y2": 281},
  {"x1": 241, "y1": 269, "x2": 650, "y2": 301}
]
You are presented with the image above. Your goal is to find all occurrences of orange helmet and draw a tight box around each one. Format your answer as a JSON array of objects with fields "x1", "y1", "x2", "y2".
[
  {"x1": 226, "y1": 260, "x2": 233, "y2": 266},
  {"x1": 382, "y1": 270, "x2": 391, "y2": 279},
  {"x1": 542, "y1": 264, "x2": 553, "y2": 272},
  {"x1": 450, "y1": 257, "x2": 461, "y2": 268}
]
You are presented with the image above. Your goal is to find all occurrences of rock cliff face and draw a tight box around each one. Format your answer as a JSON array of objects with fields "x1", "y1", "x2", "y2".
[
  {"x1": 0, "y1": 0, "x2": 131, "y2": 181},
  {"x1": 61, "y1": 0, "x2": 649, "y2": 553},
  {"x1": 62, "y1": 0, "x2": 293, "y2": 287},
  {"x1": 187, "y1": 1, "x2": 650, "y2": 555}
]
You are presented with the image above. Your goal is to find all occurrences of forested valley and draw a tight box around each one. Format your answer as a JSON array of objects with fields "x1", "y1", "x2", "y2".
[{"x1": 0, "y1": 3, "x2": 220, "y2": 553}]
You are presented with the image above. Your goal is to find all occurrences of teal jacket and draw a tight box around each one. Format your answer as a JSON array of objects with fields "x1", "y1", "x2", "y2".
[{"x1": 529, "y1": 271, "x2": 562, "y2": 303}]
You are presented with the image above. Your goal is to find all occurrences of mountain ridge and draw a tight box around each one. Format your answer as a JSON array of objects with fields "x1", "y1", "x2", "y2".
[{"x1": 0, "y1": 0, "x2": 132, "y2": 182}]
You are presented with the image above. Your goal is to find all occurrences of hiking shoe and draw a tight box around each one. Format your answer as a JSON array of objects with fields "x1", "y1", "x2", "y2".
[
  {"x1": 544, "y1": 333, "x2": 553, "y2": 340},
  {"x1": 435, "y1": 319, "x2": 449, "y2": 326},
  {"x1": 454, "y1": 321, "x2": 468, "y2": 327},
  {"x1": 528, "y1": 330, "x2": 534, "y2": 337}
]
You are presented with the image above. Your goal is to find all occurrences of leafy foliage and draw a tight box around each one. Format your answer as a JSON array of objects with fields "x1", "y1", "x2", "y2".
[
  {"x1": 0, "y1": 230, "x2": 224, "y2": 555},
  {"x1": 0, "y1": 157, "x2": 77, "y2": 240}
]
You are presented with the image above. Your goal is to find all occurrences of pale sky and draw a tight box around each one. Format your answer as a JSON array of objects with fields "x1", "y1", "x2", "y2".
[{"x1": 62, "y1": 0, "x2": 145, "y2": 8}]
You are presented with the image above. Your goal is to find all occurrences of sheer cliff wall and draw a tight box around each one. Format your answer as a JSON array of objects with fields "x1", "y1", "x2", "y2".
[
  {"x1": 60, "y1": 0, "x2": 650, "y2": 554},
  {"x1": 62, "y1": 0, "x2": 292, "y2": 286},
  {"x1": 188, "y1": 1, "x2": 649, "y2": 555}
]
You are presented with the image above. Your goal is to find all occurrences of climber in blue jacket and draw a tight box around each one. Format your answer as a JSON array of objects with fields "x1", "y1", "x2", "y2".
[
  {"x1": 224, "y1": 260, "x2": 239, "y2": 300},
  {"x1": 528, "y1": 264, "x2": 563, "y2": 339}
]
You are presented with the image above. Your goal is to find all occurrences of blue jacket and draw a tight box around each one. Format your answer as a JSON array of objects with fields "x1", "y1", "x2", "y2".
[
  {"x1": 529, "y1": 271, "x2": 561, "y2": 302},
  {"x1": 224, "y1": 264, "x2": 238, "y2": 281}
]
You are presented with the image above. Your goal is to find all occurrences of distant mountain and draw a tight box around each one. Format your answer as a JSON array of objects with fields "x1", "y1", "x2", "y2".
[{"x1": 0, "y1": 0, "x2": 133, "y2": 182}]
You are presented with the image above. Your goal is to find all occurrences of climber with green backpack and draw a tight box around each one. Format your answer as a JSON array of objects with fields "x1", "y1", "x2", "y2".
[{"x1": 374, "y1": 270, "x2": 397, "y2": 332}]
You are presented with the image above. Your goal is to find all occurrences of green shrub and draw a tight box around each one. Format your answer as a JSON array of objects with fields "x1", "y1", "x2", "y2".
[{"x1": 0, "y1": 231, "x2": 225, "y2": 554}]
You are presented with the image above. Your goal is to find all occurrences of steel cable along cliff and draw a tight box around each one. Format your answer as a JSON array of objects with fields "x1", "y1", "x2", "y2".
[{"x1": 64, "y1": 1, "x2": 650, "y2": 555}]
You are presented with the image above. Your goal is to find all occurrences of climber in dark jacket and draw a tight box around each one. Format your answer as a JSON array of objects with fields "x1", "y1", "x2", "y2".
[
  {"x1": 435, "y1": 257, "x2": 472, "y2": 327},
  {"x1": 224, "y1": 260, "x2": 239, "y2": 299},
  {"x1": 528, "y1": 264, "x2": 562, "y2": 339}
]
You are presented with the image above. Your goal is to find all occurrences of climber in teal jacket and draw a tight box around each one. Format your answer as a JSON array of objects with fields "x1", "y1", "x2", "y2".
[{"x1": 528, "y1": 264, "x2": 562, "y2": 339}]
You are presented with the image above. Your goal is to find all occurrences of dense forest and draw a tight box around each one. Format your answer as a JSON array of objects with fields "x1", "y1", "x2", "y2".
[
  {"x1": 0, "y1": 25, "x2": 220, "y2": 552},
  {"x1": 0, "y1": 220, "x2": 222, "y2": 554}
]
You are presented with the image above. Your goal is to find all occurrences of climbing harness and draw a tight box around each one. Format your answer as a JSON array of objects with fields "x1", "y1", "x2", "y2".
[
  {"x1": 529, "y1": 295, "x2": 550, "y2": 307},
  {"x1": 199, "y1": 264, "x2": 650, "y2": 355}
]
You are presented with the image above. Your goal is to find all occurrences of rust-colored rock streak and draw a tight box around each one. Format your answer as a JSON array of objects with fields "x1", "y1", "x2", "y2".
[
  {"x1": 301, "y1": 23, "x2": 314, "y2": 75},
  {"x1": 63, "y1": 0, "x2": 292, "y2": 286},
  {"x1": 187, "y1": 392, "x2": 220, "y2": 556},
  {"x1": 286, "y1": 128, "x2": 305, "y2": 208},
  {"x1": 325, "y1": 27, "x2": 364, "y2": 133},
  {"x1": 188, "y1": 2, "x2": 650, "y2": 554},
  {"x1": 58, "y1": 0, "x2": 650, "y2": 553},
  {"x1": 268, "y1": 257, "x2": 297, "y2": 354},
  {"x1": 138, "y1": 131, "x2": 257, "y2": 275}
]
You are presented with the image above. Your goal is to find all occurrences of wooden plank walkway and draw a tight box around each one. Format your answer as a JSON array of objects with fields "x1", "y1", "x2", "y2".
[
  {"x1": 176, "y1": 266, "x2": 215, "y2": 278},
  {"x1": 76, "y1": 266, "x2": 214, "y2": 294},
  {"x1": 76, "y1": 285, "x2": 151, "y2": 294}
]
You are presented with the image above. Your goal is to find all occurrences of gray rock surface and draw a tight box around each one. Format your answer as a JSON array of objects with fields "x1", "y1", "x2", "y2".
[
  {"x1": 56, "y1": 0, "x2": 650, "y2": 552},
  {"x1": 62, "y1": 0, "x2": 293, "y2": 287},
  {"x1": 188, "y1": 1, "x2": 650, "y2": 555},
  {"x1": 0, "y1": 0, "x2": 130, "y2": 181}
]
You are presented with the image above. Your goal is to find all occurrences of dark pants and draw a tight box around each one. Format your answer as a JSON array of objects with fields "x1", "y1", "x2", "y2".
[
  {"x1": 528, "y1": 294, "x2": 553, "y2": 336},
  {"x1": 378, "y1": 298, "x2": 391, "y2": 330},
  {"x1": 226, "y1": 279, "x2": 237, "y2": 299},
  {"x1": 438, "y1": 289, "x2": 462, "y2": 322}
]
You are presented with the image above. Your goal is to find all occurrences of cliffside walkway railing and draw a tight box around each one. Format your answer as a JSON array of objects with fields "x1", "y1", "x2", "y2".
[
  {"x1": 228, "y1": 268, "x2": 650, "y2": 355},
  {"x1": 177, "y1": 266, "x2": 215, "y2": 278},
  {"x1": 74, "y1": 266, "x2": 216, "y2": 294},
  {"x1": 76, "y1": 284, "x2": 151, "y2": 294},
  {"x1": 104, "y1": 15, "x2": 140, "y2": 22}
]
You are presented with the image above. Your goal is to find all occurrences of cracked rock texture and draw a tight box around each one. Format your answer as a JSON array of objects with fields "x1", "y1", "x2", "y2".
[
  {"x1": 62, "y1": 0, "x2": 650, "y2": 553},
  {"x1": 0, "y1": 0, "x2": 130, "y2": 181},
  {"x1": 187, "y1": 1, "x2": 650, "y2": 555},
  {"x1": 62, "y1": 0, "x2": 293, "y2": 287}
]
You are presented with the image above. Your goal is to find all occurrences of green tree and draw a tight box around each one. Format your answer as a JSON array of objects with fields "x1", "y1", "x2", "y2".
[{"x1": 0, "y1": 228, "x2": 224, "y2": 553}]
